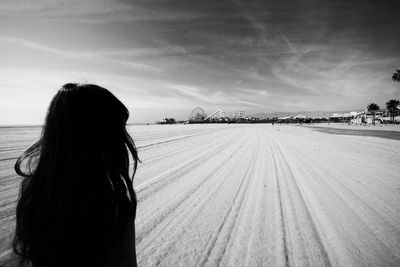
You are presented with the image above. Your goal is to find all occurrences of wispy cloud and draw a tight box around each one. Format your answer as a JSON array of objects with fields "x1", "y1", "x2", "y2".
[
  {"x1": 0, "y1": 0, "x2": 130, "y2": 16},
  {"x1": 0, "y1": 36, "x2": 78, "y2": 57},
  {"x1": 272, "y1": 47, "x2": 400, "y2": 101},
  {"x1": 1, "y1": 0, "x2": 400, "y2": 124},
  {"x1": 274, "y1": 24, "x2": 299, "y2": 55},
  {"x1": 0, "y1": 36, "x2": 161, "y2": 72}
]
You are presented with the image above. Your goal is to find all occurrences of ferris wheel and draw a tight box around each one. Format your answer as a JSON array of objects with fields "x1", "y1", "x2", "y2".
[{"x1": 188, "y1": 107, "x2": 206, "y2": 121}]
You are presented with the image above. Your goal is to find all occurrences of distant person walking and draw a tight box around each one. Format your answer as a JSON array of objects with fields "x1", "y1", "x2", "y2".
[
  {"x1": 13, "y1": 83, "x2": 140, "y2": 267},
  {"x1": 361, "y1": 115, "x2": 367, "y2": 126}
]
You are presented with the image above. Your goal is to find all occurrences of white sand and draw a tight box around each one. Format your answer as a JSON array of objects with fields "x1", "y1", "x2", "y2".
[
  {"x1": 129, "y1": 124, "x2": 400, "y2": 266},
  {"x1": 1, "y1": 124, "x2": 400, "y2": 266}
]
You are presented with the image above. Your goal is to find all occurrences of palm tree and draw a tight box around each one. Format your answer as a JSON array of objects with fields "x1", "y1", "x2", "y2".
[
  {"x1": 367, "y1": 103, "x2": 380, "y2": 126},
  {"x1": 386, "y1": 99, "x2": 400, "y2": 122},
  {"x1": 393, "y1": 69, "x2": 400, "y2": 82}
]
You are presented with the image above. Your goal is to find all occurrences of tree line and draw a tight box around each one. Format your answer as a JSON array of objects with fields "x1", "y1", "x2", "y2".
[{"x1": 366, "y1": 69, "x2": 400, "y2": 125}]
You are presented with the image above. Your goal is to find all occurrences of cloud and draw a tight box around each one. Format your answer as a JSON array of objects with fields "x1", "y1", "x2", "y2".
[
  {"x1": 0, "y1": 0, "x2": 130, "y2": 16},
  {"x1": 165, "y1": 82, "x2": 273, "y2": 111},
  {"x1": 272, "y1": 46, "x2": 400, "y2": 104},
  {"x1": 0, "y1": 36, "x2": 161, "y2": 72},
  {"x1": 1, "y1": 0, "x2": 400, "y2": 125},
  {"x1": 274, "y1": 24, "x2": 299, "y2": 55},
  {"x1": 0, "y1": 36, "x2": 78, "y2": 57},
  {"x1": 167, "y1": 84, "x2": 219, "y2": 103}
]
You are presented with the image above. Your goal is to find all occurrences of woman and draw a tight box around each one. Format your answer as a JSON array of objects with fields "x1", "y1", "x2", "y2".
[{"x1": 12, "y1": 83, "x2": 140, "y2": 267}]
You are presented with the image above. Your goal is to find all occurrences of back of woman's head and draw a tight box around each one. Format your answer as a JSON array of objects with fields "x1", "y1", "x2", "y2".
[{"x1": 13, "y1": 83, "x2": 139, "y2": 267}]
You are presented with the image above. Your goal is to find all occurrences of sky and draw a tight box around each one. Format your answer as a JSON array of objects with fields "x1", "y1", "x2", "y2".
[{"x1": 0, "y1": 0, "x2": 399, "y2": 124}]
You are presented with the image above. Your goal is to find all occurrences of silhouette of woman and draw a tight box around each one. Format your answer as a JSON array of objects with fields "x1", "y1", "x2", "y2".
[{"x1": 12, "y1": 83, "x2": 140, "y2": 267}]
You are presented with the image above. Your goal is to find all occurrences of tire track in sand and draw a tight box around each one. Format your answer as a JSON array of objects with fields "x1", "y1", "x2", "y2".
[
  {"x1": 135, "y1": 128, "x2": 236, "y2": 185},
  {"x1": 268, "y1": 138, "x2": 290, "y2": 267},
  {"x1": 218, "y1": 127, "x2": 284, "y2": 266},
  {"x1": 139, "y1": 134, "x2": 254, "y2": 266},
  {"x1": 135, "y1": 128, "x2": 245, "y2": 202},
  {"x1": 135, "y1": 129, "x2": 250, "y2": 247},
  {"x1": 269, "y1": 138, "x2": 332, "y2": 267},
  {"x1": 198, "y1": 129, "x2": 261, "y2": 266},
  {"x1": 275, "y1": 137, "x2": 400, "y2": 266}
]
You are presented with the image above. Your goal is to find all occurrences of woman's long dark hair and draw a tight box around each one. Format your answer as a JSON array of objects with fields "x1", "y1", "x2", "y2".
[{"x1": 13, "y1": 83, "x2": 140, "y2": 267}]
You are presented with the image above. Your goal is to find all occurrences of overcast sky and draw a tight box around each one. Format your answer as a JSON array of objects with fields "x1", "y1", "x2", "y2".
[{"x1": 1, "y1": 0, "x2": 399, "y2": 124}]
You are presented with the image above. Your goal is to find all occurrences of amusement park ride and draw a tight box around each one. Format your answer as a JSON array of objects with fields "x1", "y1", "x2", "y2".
[
  {"x1": 158, "y1": 107, "x2": 337, "y2": 124},
  {"x1": 188, "y1": 107, "x2": 246, "y2": 123}
]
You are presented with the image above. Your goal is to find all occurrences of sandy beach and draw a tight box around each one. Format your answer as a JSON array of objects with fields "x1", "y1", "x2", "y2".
[{"x1": 1, "y1": 124, "x2": 400, "y2": 266}]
